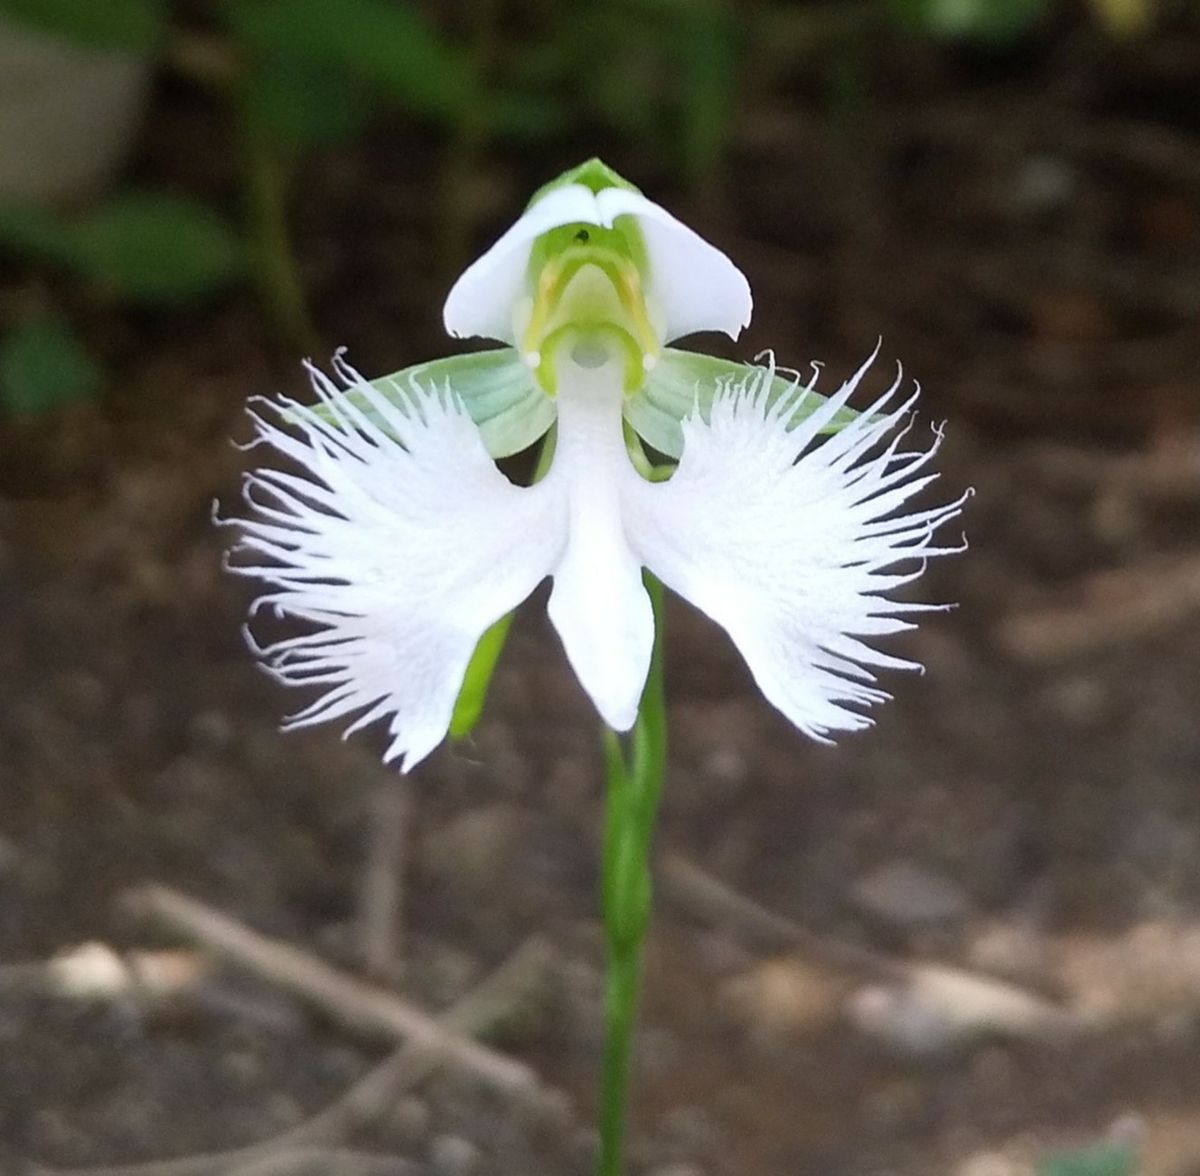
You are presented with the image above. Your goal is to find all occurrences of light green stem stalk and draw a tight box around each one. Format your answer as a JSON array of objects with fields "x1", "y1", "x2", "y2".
[
  {"x1": 237, "y1": 107, "x2": 319, "y2": 354},
  {"x1": 598, "y1": 574, "x2": 667, "y2": 1176}
]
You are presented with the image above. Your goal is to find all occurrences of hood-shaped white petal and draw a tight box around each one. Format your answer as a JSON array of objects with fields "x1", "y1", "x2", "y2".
[
  {"x1": 443, "y1": 182, "x2": 751, "y2": 347},
  {"x1": 226, "y1": 355, "x2": 565, "y2": 771},
  {"x1": 543, "y1": 360, "x2": 655, "y2": 731},
  {"x1": 624, "y1": 357, "x2": 967, "y2": 741},
  {"x1": 596, "y1": 187, "x2": 751, "y2": 344},
  {"x1": 443, "y1": 184, "x2": 601, "y2": 345}
]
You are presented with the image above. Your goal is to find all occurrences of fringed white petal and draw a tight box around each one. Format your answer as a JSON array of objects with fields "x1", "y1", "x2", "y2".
[
  {"x1": 626, "y1": 356, "x2": 967, "y2": 741},
  {"x1": 442, "y1": 183, "x2": 751, "y2": 347},
  {"x1": 227, "y1": 355, "x2": 564, "y2": 771}
]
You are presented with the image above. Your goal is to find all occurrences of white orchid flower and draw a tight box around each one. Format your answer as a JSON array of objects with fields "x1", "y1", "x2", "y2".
[{"x1": 229, "y1": 159, "x2": 966, "y2": 771}]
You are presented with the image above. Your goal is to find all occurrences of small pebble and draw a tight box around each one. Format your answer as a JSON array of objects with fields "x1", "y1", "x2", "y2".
[
  {"x1": 660, "y1": 1103, "x2": 720, "y2": 1154},
  {"x1": 956, "y1": 1152, "x2": 1026, "y2": 1176},
  {"x1": 187, "y1": 708, "x2": 235, "y2": 751},
  {"x1": 430, "y1": 1133, "x2": 480, "y2": 1176},
  {"x1": 851, "y1": 859, "x2": 971, "y2": 932},
  {"x1": 387, "y1": 1095, "x2": 430, "y2": 1144}
]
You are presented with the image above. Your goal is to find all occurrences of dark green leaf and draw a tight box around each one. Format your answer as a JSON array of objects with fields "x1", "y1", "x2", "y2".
[
  {"x1": 226, "y1": 0, "x2": 473, "y2": 121},
  {"x1": 674, "y1": 0, "x2": 738, "y2": 181},
  {"x1": 482, "y1": 91, "x2": 570, "y2": 141},
  {"x1": 0, "y1": 0, "x2": 164, "y2": 53},
  {"x1": 69, "y1": 193, "x2": 242, "y2": 305},
  {"x1": 887, "y1": 0, "x2": 1048, "y2": 44},
  {"x1": 243, "y1": 60, "x2": 373, "y2": 148},
  {"x1": 0, "y1": 202, "x2": 79, "y2": 266},
  {"x1": 0, "y1": 318, "x2": 103, "y2": 415}
]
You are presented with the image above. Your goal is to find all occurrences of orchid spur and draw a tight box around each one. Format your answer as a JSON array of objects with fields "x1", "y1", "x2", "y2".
[{"x1": 231, "y1": 159, "x2": 964, "y2": 769}]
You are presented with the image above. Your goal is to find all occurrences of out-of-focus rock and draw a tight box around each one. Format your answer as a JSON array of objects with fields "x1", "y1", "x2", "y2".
[
  {"x1": 966, "y1": 920, "x2": 1053, "y2": 986},
  {"x1": 1055, "y1": 921, "x2": 1200, "y2": 1021},
  {"x1": 421, "y1": 802, "x2": 528, "y2": 893},
  {"x1": 956, "y1": 1151, "x2": 1030, "y2": 1176},
  {"x1": 850, "y1": 859, "x2": 972, "y2": 933},
  {"x1": 719, "y1": 957, "x2": 846, "y2": 1038},
  {"x1": 848, "y1": 964, "x2": 1077, "y2": 1056},
  {"x1": 429, "y1": 1133, "x2": 480, "y2": 1176}
]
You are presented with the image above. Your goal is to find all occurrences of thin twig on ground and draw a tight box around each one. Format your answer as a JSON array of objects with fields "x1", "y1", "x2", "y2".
[
  {"x1": 996, "y1": 553, "x2": 1200, "y2": 662},
  {"x1": 28, "y1": 937, "x2": 562, "y2": 1176},
  {"x1": 224, "y1": 1149, "x2": 419, "y2": 1176},
  {"x1": 660, "y1": 852, "x2": 1080, "y2": 1046},
  {"x1": 120, "y1": 884, "x2": 539, "y2": 1095},
  {"x1": 359, "y1": 779, "x2": 412, "y2": 983},
  {"x1": 660, "y1": 852, "x2": 904, "y2": 981}
]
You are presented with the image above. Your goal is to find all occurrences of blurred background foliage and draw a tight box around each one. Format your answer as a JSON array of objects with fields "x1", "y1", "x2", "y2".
[{"x1": 0, "y1": 0, "x2": 1187, "y2": 417}]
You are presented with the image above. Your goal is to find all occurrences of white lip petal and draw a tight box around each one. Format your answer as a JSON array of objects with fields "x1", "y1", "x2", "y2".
[
  {"x1": 227, "y1": 356, "x2": 565, "y2": 771},
  {"x1": 625, "y1": 357, "x2": 967, "y2": 741},
  {"x1": 543, "y1": 361, "x2": 654, "y2": 731},
  {"x1": 442, "y1": 181, "x2": 752, "y2": 348},
  {"x1": 443, "y1": 184, "x2": 601, "y2": 344},
  {"x1": 596, "y1": 188, "x2": 752, "y2": 344}
]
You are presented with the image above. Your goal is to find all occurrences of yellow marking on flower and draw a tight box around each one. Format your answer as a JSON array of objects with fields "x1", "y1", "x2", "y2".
[{"x1": 520, "y1": 225, "x2": 661, "y2": 396}]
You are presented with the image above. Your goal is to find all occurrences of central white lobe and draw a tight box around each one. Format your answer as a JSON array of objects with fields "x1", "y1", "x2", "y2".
[{"x1": 544, "y1": 359, "x2": 653, "y2": 731}]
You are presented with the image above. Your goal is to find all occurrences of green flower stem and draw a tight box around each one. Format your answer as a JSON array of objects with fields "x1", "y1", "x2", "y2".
[
  {"x1": 237, "y1": 107, "x2": 319, "y2": 354},
  {"x1": 598, "y1": 573, "x2": 667, "y2": 1176}
]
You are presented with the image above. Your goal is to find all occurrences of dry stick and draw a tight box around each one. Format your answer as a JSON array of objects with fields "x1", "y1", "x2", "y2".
[
  {"x1": 659, "y1": 853, "x2": 905, "y2": 982},
  {"x1": 996, "y1": 553, "x2": 1200, "y2": 663},
  {"x1": 359, "y1": 779, "x2": 411, "y2": 982},
  {"x1": 29, "y1": 937, "x2": 560, "y2": 1176},
  {"x1": 121, "y1": 884, "x2": 538, "y2": 1094},
  {"x1": 659, "y1": 852, "x2": 1079, "y2": 1038},
  {"x1": 225, "y1": 1149, "x2": 420, "y2": 1176}
]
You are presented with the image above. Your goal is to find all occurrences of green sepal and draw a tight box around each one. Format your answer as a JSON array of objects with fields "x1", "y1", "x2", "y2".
[
  {"x1": 525, "y1": 157, "x2": 640, "y2": 211},
  {"x1": 449, "y1": 611, "x2": 514, "y2": 740},
  {"x1": 624, "y1": 348, "x2": 862, "y2": 460},
  {"x1": 312, "y1": 348, "x2": 554, "y2": 459}
]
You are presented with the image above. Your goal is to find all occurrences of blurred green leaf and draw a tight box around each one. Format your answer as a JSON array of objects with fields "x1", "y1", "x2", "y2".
[
  {"x1": 1088, "y1": 0, "x2": 1155, "y2": 36},
  {"x1": 1037, "y1": 1140, "x2": 1138, "y2": 1176},
  {"x1": 243, "y1": 60, "x2": 373, "y2": 148},
  {"x1": 674, "y1": 0, "x2": 738, "y2": 183},
  {"x1": 0, "y1": 202, "x2": 79, "y2": 266},
  {"x1": 0, "y1": 318, "x2": 102, "y2": 415},
  {"x1": 0, "y1": 0, "x2": 164, "y2": 53},
  {"x1": 73, "y1": 194, "x2": 242, "y2": 305},
  {"x1": 0, "y1": 193, "x2": 242, "y2": 305},
  {"x1": 483, "y1": 90, "x2": 570, "y2": 140},
  {"x1": 226, "y1": 0, "x2": 473, "y2": 121},
  {"x1": 887, "y1": 0, "x2": 1048, "y2": 43}
]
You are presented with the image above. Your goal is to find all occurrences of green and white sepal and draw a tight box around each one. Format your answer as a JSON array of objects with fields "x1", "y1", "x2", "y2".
[
  {"x1": 625, "y1": 348, "x2": 866, "y2": 460},
  {"x1": 308, "y1": 344, "x2": 868, "y2": 468},
  {"x1": 308, "y1": 349, "x2": 552, "y2": 459},
  {"x1": 230, "y1": 349, "x2": 965, "y2": 769}
]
